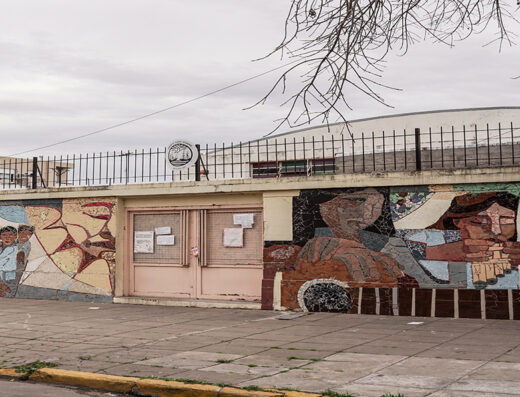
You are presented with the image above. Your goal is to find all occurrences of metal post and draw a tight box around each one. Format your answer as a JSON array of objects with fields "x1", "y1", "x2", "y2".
[
  {"x1": 415, "y1": 128, "x2": 422, "y2": 171},
  {"x1": 32, "y1": 157, "x2": 38, "y2": 189},
  {"x1": 195, "y1": 144, "x2": 201, "y2": 181}
]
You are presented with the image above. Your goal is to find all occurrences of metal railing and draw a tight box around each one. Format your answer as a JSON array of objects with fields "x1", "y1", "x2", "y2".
[{"x1": 1, "y1": 122, "x2": 518, "y2": 190}]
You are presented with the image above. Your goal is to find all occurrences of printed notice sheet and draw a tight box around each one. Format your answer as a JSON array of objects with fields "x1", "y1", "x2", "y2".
[
  {"x1": 157, "y1": 235, "x2": 175, "y2": 246},
  {"x1": 223, "y1": 228, "x2": 243, "y2": 247},
  {"x1": 134, "y1": 231, "x2": 154, "y2": 253},
  {"x1": 233, "y1": 213, "x2": 254, "y2": 229},
  {"x1": 155, "y1": 226, "x2": 172, "y2": 235}
]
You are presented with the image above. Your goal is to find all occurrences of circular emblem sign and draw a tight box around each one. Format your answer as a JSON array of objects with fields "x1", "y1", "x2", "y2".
[{"x1": 166, "y1": 140, "x2": 199, "y2": 170}]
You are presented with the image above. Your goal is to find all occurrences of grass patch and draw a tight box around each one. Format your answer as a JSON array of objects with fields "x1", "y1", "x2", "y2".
[
  {"x1": 242, "y1": 385, "x2": 266, "y2": 391},
  {"x1": 216, "y1": 359, "x2": 233, "y2": 364},
  {"x1": 141, "y1": 377, "x2": 228, "y2": 387},
  {"x1": 322, "y1": 389, "x2": 354, "y2": 397},
  {"x1": 247, "y1": 364, "x2": 258, "y2": 368},
  {"x1": 14, "y1": 361, "x2": 59, "y2": 380},
  {"x1": 270, "y1": 346, "x2": 282, "y2": 349},
  {"x1": 381, "y1": 394, "x2": 404, "y2": 397},
  {"x1": 287, "y1": 356, "x2": 322, "y2": 362}
]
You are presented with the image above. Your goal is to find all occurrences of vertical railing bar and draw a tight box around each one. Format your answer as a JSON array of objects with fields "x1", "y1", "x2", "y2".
[
  {"x1": 312, "y1": 136, "x2": 316, "y2": 176},
  {"x1": 72, "y1": 154, "x2": 76, "y2": 185},
  {"x1": 371, "y1": 131, "x2": 375, "y2": 171},
  {"x1": 382, "y1": 130, "x2": 386, "y2": 171},
  {"x1": 475, "y1": 125, "x2": 479, "y2": 167},
  {"x1": 511, "y1": 122, "x2": 515, "y2": 165},
  {"x1": 98, "y1": 152, "x2": 102, "y2": 185},
  {"x1": 463, "y1": 125, "x2": 467, "y2": 167},
  {"x1": 247, "y1": 141, "x2": 251, "y2": 179},
  {"x1": 141, "y1": 149, "x2": 144, "y2": 182},
  {"x1": 148, "y1": 148, "x2": 152, "y2": 182},
  {"x1": 362, "y1": 132, "x2": 365, "y2": 172},
  {"x1": 231, "y1": 142, "x2": 234, "y2": 178},
  {"x1": 341, "y1": 134, "x2": 345, "y2": 173},
  {"x1": 239, "y1": 141, "x2": 243, "y2": 178},
  {"x1": 331, "y1": 134, "x2": 335, "y2": 175},
  {"x1": 451, "y1": 126, "x2": 455, "y2": 168},
  {"x1": 499, "y1": 122, "x2": 503, "y2": 166},
  {"x1": 429, "y1": 127, "x2": 433, "y2": 169},
  {"x1": 393, "y1": 130, "x2": 396, "y2": 170},
  {"x1": 352, "y1": 134, "x2": 355, "y2": 172},
  {"x1": 487, "y1": 123, "x2": 491, "y2": 165},
  {"x1": 440, "y1": 127, "x2": 444, "y2": 168},
  {"x1": 206, "y1": 144, "x2": 209, "y2": 179},
  {"x1": 403, "y1": 129, "x2": 407, "y2": 170},
  {"x1": 156, "y1": 147, "x2": 160, "y2": 182},
  {"x1": 84, "y1": 154, "x2": 88, "y2": 186},
  {"x1": 222, "y1": 142, "x2": 226, "y2": 179},
  {"x1": 275, "y1": 139, "x2": 278, "y2": 176}
]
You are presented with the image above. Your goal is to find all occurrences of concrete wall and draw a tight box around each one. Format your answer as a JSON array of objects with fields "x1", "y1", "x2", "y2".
[{"x1": 2, "y1": 165, "x2": 520, "y2": 319}]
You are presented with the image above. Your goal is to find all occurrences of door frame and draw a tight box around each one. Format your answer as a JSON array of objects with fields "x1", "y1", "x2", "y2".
[{"x1": 123, "y1": 204, "x2": 263, "y2": 298}]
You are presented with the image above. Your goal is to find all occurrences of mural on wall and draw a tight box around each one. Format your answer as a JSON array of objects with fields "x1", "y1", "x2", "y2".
[
  {"x1": 264, "y1": 184, "x2": 520, "y2": 318},
  {"x1": 0, "y1": 198, "x2": 116, "y2": 301}
]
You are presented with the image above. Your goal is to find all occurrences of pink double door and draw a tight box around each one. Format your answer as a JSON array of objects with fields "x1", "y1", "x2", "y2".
[{"x1": 126, "y1": 206, "x2": 263, "y2": 301}]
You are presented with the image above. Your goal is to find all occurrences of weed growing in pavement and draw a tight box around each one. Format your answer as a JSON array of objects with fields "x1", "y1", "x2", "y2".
[
  {"x1": 242, "y1": 385, "x2": 265, "y2": 391},
  {"x1": 78, "y1": 355, "x2": 92, "y2": 361},
  {"x1": 322, "y1": 389, "x2": 354, "y2": 397},
  {"x1": 381, "y1": 394, "x2": 404, "y2": 397},
  {"x1": 287, "y1": 356, "x2": 322, "y2": 362},
  {"x1": 13, "y1": 361, "x2": 59, "y2": 380},
  {"x1": 141, "y1": 376, "x2": 228, "y2": 388},
  {"x1": 216, "y1": 359, "x2": 233, "y2": 363},
  {"x1": 270, "y1": 346, "x2": 282, "y2": 349},
  {"x1": 247, "y1": 364, "x2": 258, "y2": 367}
]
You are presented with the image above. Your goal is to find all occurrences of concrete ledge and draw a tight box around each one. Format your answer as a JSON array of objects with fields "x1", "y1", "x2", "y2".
[
  {"x1": 0, "y1": 368, "x2": 25, "y2": 379},
  {"x1": 1, "y1": 166, "x2": 519, "y2": 200},
  {"x1": 29, "y1": 368, "x2": 139, "y2": 393},
  {"x1": 0, "y1": 367, "x2": 318, "y2": 397},
  {"x1": 114, "y1": 296, "x2": 262, "y2": 309}
]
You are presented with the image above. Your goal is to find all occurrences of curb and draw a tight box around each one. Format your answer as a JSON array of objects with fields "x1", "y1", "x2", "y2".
[{"x1": 0, "y1": 368, "x2": 322, "y2": 397}]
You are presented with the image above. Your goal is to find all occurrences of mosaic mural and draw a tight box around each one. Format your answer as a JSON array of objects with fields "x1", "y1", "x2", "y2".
[
  {"x1": 0, "y1": 198, "x2": 116, "y2": 302},
  {"x1": 263, "y1": 184, "x2": 520, "y2": 319}
]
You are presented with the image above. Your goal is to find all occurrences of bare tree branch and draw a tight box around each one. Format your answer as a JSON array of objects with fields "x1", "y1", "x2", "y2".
[{"x1": 257, "y1": 0, "x2": 519, "y2": 136}]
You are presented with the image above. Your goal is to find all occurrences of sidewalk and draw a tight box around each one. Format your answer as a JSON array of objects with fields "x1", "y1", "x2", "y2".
[{"x1": 1, "y1": 299, "x2": 520, "y2": 396}]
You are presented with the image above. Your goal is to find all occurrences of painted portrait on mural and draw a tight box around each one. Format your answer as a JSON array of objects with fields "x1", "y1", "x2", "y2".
[
  {"x1": 0, "y1": 198, "x2": 116, "y2": 300},
  {"x1": 0, "y1": 224, "x2": 34, "y2": 297},
  {"x1": 396, "y1": 191, "x2": 520, "y2": 289},
  {"x1": 264, "y1": 184, "x2": 520, "y2": 312}
]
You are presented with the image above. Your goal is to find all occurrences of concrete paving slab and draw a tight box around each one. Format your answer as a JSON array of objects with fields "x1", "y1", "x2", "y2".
[
  {"x1": 139, "y1": 351, "x2": 244, "y2": 370},
  {"x1": 379, "y1": 357, "x2": 484, "y2": 378},
  {"x1": 330, "y1": 383, "x2": 432, "y2": 397},
  {"x1": 199, "y1": 362, "x2": 282, "y2": 376},
  {"x1": 354, "y1": 373, "x2": 456, "y2": 389},
  {"x1": 170, "y1": 368, "x2": 256, "y2": 385},
  {"x1": 448, "y1": 379, "x2": 520, "y2": 395},
  {"x1": 233, "y1": 354, "x2": 310, "y2": 369},
  {"x1": 239, "y1": 367, "x2": 351, "y2": 393},
  {"x1": 463, "y1": 361, "x2": 520, "y2": 381},
  {"x1": 429, "y1": 391, "x2": 517, "y2": 397}
]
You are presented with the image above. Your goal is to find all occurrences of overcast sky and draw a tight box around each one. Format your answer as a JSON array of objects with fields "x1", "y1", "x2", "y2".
[{"x1": 1, "y1": 0, "x2": 519, "y2": 156}]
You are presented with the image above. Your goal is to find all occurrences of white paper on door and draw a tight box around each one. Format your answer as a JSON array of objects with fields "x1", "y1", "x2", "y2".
[
  {"x1": 157, "y1": 235, "x2": 175, "y2": 246},
  {"x1": 134, "y1": 231, "x2": 154, "y2": 253},
  {"x1": 233, "y1": 213, "x2": 254, "y2": 229},
  {"x1": 223, "y1": 228, "x2": 243, "y2": 247}
]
